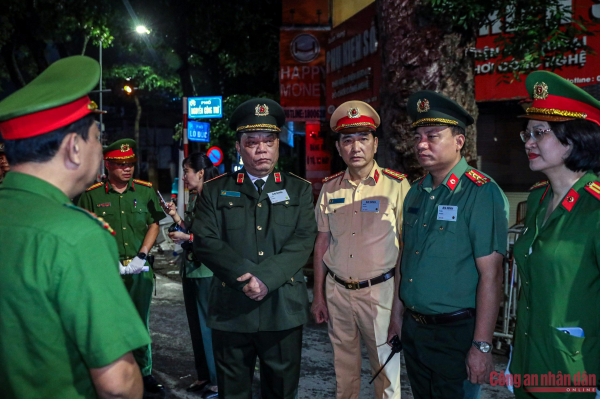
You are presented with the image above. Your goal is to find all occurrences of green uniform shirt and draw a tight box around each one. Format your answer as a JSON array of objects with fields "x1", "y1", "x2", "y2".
[
  {"x1": 182, "y1": 192, "x2": 213, "y2": 278},
  {"x1": 511, "y1": 172, "x2": 600, "y2": 397},
  {"x1": 400, "y1": 158, "x2": 509, "y2": 314},
  {"x1": 191, "y1": 170, "x2": 318, "y2": 333},
  {"x1": 0, "y1": 172, "x2": 151, "y2": 399},
  {"x1": 77, "y1": 179, "x2": 164, "y2": 259}
]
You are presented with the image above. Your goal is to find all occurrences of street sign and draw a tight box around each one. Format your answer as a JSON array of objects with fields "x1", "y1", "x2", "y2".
[
  {"x1": 188, "y1": 96, "x2": 223, "y2": 119},
  {"x1": 207, "y1": 146, "x2": 224, "y2": 166},
  {"x1": 187, "y1": 121, "x2": 210, "y2": 143}
]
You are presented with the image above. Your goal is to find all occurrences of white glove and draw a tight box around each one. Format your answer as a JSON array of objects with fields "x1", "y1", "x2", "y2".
[{"x1": 118, "y1": 257, "x2": 146, "y2": 275}]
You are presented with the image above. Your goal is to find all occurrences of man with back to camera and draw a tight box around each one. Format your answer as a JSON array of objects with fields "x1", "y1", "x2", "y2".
[
  {"x1": 0, "y1": 56, "x2": 150, "y2": 399},
  {"x1": 399, "y1": 90, "x2": 509, "y2": 399},
  {"x1": 78, "y1": 138, "x2": 166, "y2": 394},
  {"x1": 312, "y1": 100, "x2": 410, "y2": 399},
  {"x1": 191, "y1": 98, "x2": 318, "y2": 399}
]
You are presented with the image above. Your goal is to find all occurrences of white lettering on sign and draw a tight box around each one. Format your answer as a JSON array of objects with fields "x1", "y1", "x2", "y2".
[{"x1": 326, "y1": 24, "x2": 378, "y2": 74}]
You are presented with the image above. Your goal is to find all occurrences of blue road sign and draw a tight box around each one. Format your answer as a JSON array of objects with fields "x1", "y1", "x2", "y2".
[
  {"x1": 188, "y1": 121, "x2": 210, "y2": 143},
  {"x1": 188, "y1": 96, "x2": 223, "y2": 119}
]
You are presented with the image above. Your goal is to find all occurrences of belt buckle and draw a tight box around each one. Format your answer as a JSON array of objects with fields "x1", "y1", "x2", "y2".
[
  {"x1": 122, "y1": 258, "x2": 133, "y2": 266},
  {"x1": 411, "y1": 313, "x2": 428, "y2": 325},
  {"x1": 346, "y1": 280, "x2": 360, "y2": 290}
]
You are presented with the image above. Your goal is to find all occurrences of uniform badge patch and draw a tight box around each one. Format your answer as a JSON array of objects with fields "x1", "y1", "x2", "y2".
[
  {"x1": 533, "y1": 82, "x2": 549, "y2": 100},
  {"x1": 417, "y1": 99, "x2": 430, "y2": 113},
  {"x1": 274, "y1": 172, "x2": 282, "y2": 183},
  {"x1": 237, "y1": 173, "x2": 245, "y2": 184},
  {"x1": 221, "y1": 191, "x2": 241, "y2": 197},
  {"x1": 329, "y1": 198, "x2": 345, "y2": 204},
  {"x1": 255, "y1": 104, "x2": 269, "y2": 116},
  {"x1": 584, "y1": 181, "x2": 600, "y2": 200},
  {"x1": 121, "y1": 144, "x2": 130, "y2": 152},
  {"x1": 347, "y1": 107, "x2": 361, "y2": 119},
  {"x1": 97, "y1": 203, "x2": 111, "y2": 207},
  {"x1": 561, "y1": 188, "x2": 579, "y2": 212}
]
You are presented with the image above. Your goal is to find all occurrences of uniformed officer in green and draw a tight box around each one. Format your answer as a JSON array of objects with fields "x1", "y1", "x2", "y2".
[
  {"x1": 191, "y1": 98, "x2": 318, "y2": 398},
  {"x1": 399, "y1": 91, "x2": 509, "y2": 399},
  {"x1": 78, "y1": 138, "x2": 165, "y2": 393},
  {"x1": 0, "y1": 56, "x2": 150, "y2": 398},
  {"x1": 510, "y1": 71, "x2": 600, "y2": 398}
]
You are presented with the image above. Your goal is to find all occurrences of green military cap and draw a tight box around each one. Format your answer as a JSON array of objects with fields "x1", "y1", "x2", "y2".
[
  {"x1": 520, "y1": 70, "x2": 600, "y2": 126},
  {"x1": 0, "y1": 56, "x2": 104, "y2": 140},
  {"x1": 103, "y1": 139, "x2": 137, "y2": 164},
  {"x1": 229, "y1": 98, "x2": 285, "y2": 135},
  {"x1": 408, "y1": 90, "x2": 474, "y2": 130}
]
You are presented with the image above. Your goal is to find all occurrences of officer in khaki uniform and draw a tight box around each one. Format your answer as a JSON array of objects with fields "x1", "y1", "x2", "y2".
[
  {"x1": 191, "y1": 98, "x2": 318, "y2": 399},
  {"x1": 313, "y1": 101, "x2": 409, "y2": 398},
  {"x1": 78, "y1": 139, "x2": 165, "y2": 393},
  {"x1": 400, "y1": 91, "x2": 509, "y2": 399},
  {"x1": 0, "y1": 56, "x2": 150, "y2": 398}
]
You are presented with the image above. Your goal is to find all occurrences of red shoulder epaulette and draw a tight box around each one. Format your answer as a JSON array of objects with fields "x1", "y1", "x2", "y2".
[
  {"x1": 584, "y1": 181, "x2": 600, "y2": 200},
  {"x1": 529, "y1": 180, "x2": 549, "y2": 191},
  {"x1": 85, "y1": 182, "x2": 103, "y2": 191},
  {"x1": 133, "y1": 179, "x2": 152, "y2": 187},
  {"x1": 204, "y1": 173, "x2": 227, "y2": 184},
  {"x1": 382, "y1": 168, "x2": 407, "y2": 181},
  {"x1": 322, "y1": 171, "x2": 344, "y2": 183},
  {"x1": 465, "y1": 169, "x2": 490, "y2": 186}
]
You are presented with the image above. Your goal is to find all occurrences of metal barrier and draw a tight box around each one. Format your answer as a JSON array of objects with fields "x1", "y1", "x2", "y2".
[{"x1": 493, "y1": 225, "x2": 525, "y2": 350}]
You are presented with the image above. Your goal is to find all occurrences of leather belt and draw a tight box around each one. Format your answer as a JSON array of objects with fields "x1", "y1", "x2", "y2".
[
  {"x1": 122, "y1": 258, "x2": 133, "y2": 266},
  {"x1": 328, "y1": 268, "x2": 395, "y2": 290},
  {"x1": 407, "y1": 308, "x2": 476, "y2": 325}
]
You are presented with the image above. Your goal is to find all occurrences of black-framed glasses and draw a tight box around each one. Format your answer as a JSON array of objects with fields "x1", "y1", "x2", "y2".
[{"x1": 519, "y1": 128, "x2": 552, "y2": 143}]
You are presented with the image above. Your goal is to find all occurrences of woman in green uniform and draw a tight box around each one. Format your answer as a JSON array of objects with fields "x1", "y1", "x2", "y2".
[
  {"x1": 164, "y1": 153, "x2": 219, "y2": 398},
  {"x1": 510, "y1": 71, "x2": 600, "y2": 398}
]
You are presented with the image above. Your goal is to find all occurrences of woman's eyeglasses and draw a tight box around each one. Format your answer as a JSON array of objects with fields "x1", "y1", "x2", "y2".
[{"x1": 519, "y1": 128, "x2": 552, "y2": 143}]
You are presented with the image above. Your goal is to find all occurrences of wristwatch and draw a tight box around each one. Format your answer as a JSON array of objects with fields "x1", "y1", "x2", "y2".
[
  {"x1": 137, "y1": 252, "x2": 147, "y2": 260},
  {"x1": 472, "y1": 340, "x2": 491, "y2": 353}
]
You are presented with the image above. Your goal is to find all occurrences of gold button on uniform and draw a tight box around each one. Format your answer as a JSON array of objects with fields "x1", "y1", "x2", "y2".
[
  {"x1": 415, "y1": 250, "x2": 419, "y2": 255},
  {"x1": 352, "y1": 232, "x2": 355, "y2": 235},
  {"x1": 257, "y1": 203, "x2": 262, "y2": 207},
  {"x1": 350, "y1": 254, "x2": 354, "y2": 258},
  {"x1": 409, "y1": 279, "x2": 413, "y2": 282},
  {"x1": 229, "y1": 202, "x2": 233, "y2": 206},
  {"x1": 257, "y1": 226, "x2": 262, "y2": 231},
  {"x1": 121, "y1": 211, "x2": 124, "y2": 214},
  {"x1": 291, "y1": 277, "x2": 294, "y2": 282},
  {"x1": 125, "y1": 243, "x2": 128, "y2": 246},
  {"x1": 123, "y1": 227, "x2": 126, "y2": 230},
  {"x1": 102, "y1": 211, "x2": 106, "y2": 215},
  {"x1": 354, "y1": 211, "x2": 357, "y2": 214},
  {"x1": 430, "y1": 195, "x2": 435, "y2": 200},
  {"x1": 285, "y1": 201, "x2": 289, "y2": 205},
  {"x1": 259, "y1": 251, "x2": 264, "y2": 256},
  {"x1": 222, "y1": 282, "x2": 226, "y2": 287},
  {"x1": 439, "y1": 226, "x2": 444, "y2": 231},
  {"x1": 423, "y1": 223, "x2": 427, "y2": 227}
]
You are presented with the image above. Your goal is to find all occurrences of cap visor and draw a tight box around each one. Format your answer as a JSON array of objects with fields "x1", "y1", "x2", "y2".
[
  {"x1": 106, "y1": 156, "x2": 137, "y2": 164},
  {"x1": 518, "y1": 114, "x2": 575, "y2": 122}
]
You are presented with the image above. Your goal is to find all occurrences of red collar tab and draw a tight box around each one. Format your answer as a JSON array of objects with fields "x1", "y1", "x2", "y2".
[
  {"x1": 274, "y1": 172, "x2": 282, "y2": 183},
  {"x1": 131, "y1": 180, "x2": 135, "y2": 191},
  {"x1": 446, "y1": 173, "x2": 459, "y2": 191},
  {"x1": 322, "y1": 171, "x2": 344, "y2": 184},
  {"x1": 105, "y1": 182, "x2": 109, "y2": 194},
  {"x1": 237, "y1": 173, "x2": 245, "y2": 184},
  {"x1": 561, "y1": 188, "x2": 579, "y2": 212},
  {"x1": 465, "y1": 170, "x2": 490, "y2": 186},
  {"x1": 530, "y1": 94, "x2": 600, "y2": 127},
  {"x1": 0, "y1": 96, "x2": 99, "y2": 140},
  {"x1": 334, "y1": 115, "x2": 377, "y2": 132},
  {"x1": 584, "y1": 181, "x2": 600, "y2": 201},
  {"x1": 374, "y1": 169, "x2": 379, "y2": 184},
  {"x1": 104, "y1": 143, "x2": 135, "y2": 161}
]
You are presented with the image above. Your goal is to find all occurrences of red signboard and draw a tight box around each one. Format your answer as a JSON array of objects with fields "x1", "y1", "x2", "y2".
[
  {"x1": 305, "y1": 122, "x2": 331, "y2": 199},
  {"x1": 326, "y1": 3, "x2": 381, "y2": 114},
  {"x1": 475, "y1": 0, "x2": 600, "y2": 101},
  {"x1": 280, "y1": 29, "x2": 328, "y2": 121}
]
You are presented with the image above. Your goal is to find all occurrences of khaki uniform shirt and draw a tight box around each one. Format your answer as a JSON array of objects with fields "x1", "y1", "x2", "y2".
[
  {"x1": 511, "y1": 172, "x2": 600, "y2": 398},
  {"x1": 400, "y1": 158, "x2": 509, "y2": 314},
  {"x1": 0, "y1": 172, "x2": 150, "y2": 399},
  {"x1": 78, "y1": 179, "x2": 164, "y2": 260},
  {"x1": 316, "y1": 161, "x2": 410, "y2": 280}
]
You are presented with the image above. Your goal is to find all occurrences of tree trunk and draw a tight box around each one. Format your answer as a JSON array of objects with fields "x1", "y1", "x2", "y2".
[{"x1": 378, "y1": 0, "x2": 478, "y2": 181}]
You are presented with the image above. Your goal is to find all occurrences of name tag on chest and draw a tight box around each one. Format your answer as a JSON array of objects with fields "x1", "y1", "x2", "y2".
[
  {"x1": 361, "y1": 200, "x2": 380, "y2": 212},
  {"x1": 268, "y1": 189, "x2": 290, "y2": 204},
  {"x1": 437, "y1": 205, "x2": 458, "y2": 221}
]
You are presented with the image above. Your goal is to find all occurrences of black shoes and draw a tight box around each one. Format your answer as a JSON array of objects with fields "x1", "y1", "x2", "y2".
[
  {"x1": 143, "y1": 375, "x2": 165, "y2": 394},
  {"x1": 201, "y1": 388, "x2": 218, "y2": 399},
  {"x1": 186, "y1": 380, "x2": 209, "y2": 392}
]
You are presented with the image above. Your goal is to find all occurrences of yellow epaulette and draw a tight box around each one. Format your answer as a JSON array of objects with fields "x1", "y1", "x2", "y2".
[
  {"x1": 133, "y1": 179, "x2": 152, "y2": 187},
  {"x1": 584, "y1": 181, "x2": 600, "y2": 200},
  {"x1": 322, "y1": 171, "x2": 344, "y2": 183},
  {"x1": 85, "y1": 182, "x2": 103, "y2": 192},
  {"x1": 465, "y1": 169, "x2": 490, "y2": 186},
  {"x1": 64, "y1": 204, "x2": 116, "y2": 236},
  {"x1": 529, "y1": 180, "x2": 549, "y2": 191},
  {"x1": 382, "y1": 168, "x2": 407, "y2": 181},
  {"x1": 289, "y1": 172, "x2": 312, "y2": 184},
  {"x1": 204, "y1": 173, "x2": 227, "y2": 184}
]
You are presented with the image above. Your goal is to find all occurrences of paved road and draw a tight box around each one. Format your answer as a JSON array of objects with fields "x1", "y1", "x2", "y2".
[{"x1": 147, "y1": 251, "x2": 514, "y2": 398}]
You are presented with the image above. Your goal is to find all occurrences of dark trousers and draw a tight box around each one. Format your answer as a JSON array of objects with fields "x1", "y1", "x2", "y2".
[
  {"x1": 402, "y1": 312, "x2": 481, "y2": 399},
  {"x1": 182, "y1": 277, "x2": 217, "y2": 385},
  {"x1": 212, "y1": 326, "x2": 303, "y2": 399}
]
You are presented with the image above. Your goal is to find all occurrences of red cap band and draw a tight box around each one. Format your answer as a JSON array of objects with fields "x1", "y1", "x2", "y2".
[
  {"x1": 104, "y1": 146, "x2": 135, "y2": 161},
  {"x1": 530, "y1": 94, "x2": 600, "y2": 126},
  {"x1": 334, "y1": 115, "x2": 376, "y2": 132},
  {"x1": 0, "y1": 96, "x2": 97, "y2": 140}
]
